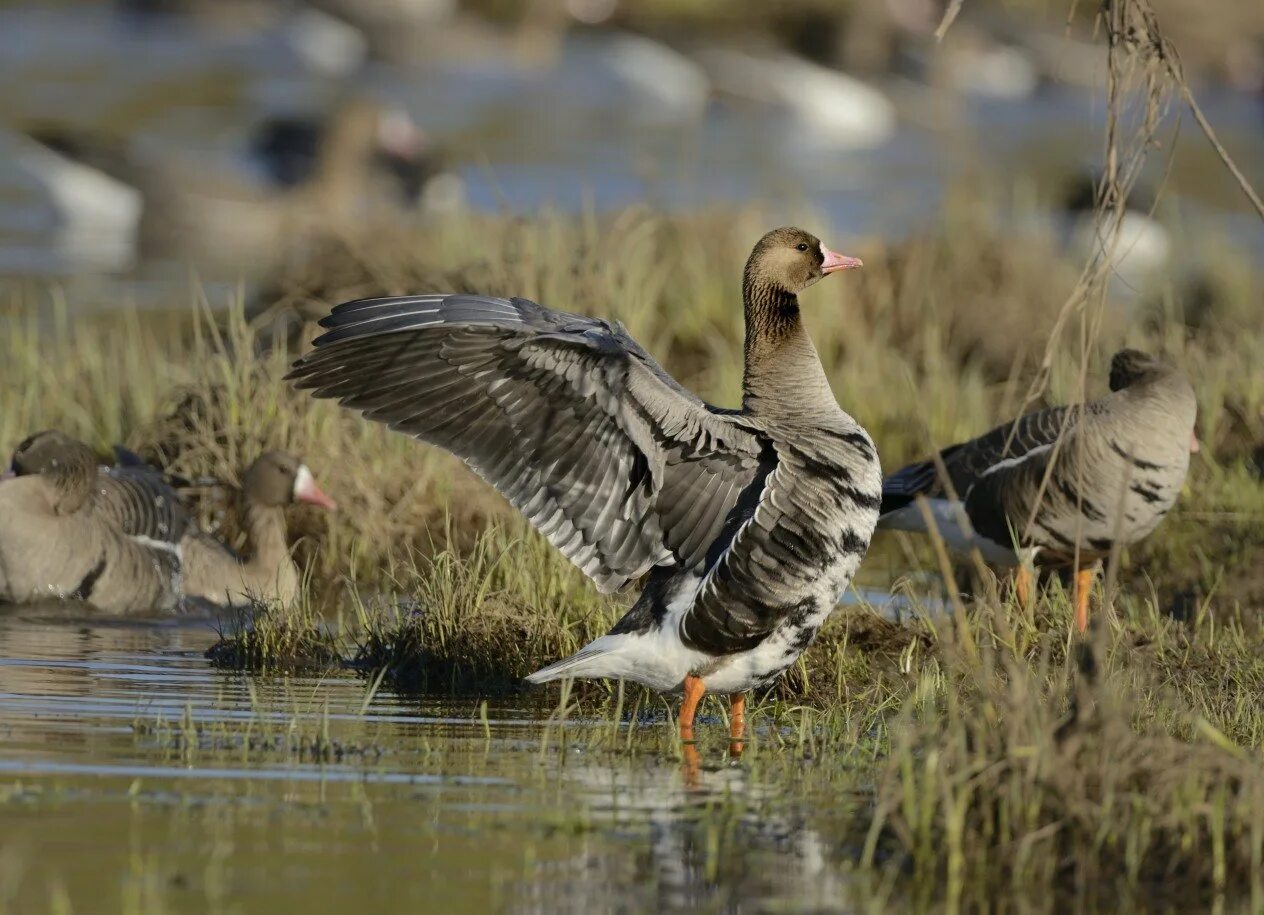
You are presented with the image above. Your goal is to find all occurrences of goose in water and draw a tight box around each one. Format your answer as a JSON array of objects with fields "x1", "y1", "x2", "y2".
[
  {"x1": 0, "y1": 433, "x2": 183, "y2": 614},
  {"x1": 180, "y1": 451, "x2": 336, "y2": 609},
  {"x1": 288, "y1": 227, "x2": 882, "y2": 750},
  {"x1": 878, "y1": 350, "x2": 1198, "y2": 631},
  {"x1": 8, "y1": 431, "x2": 191, "y2": 546}
]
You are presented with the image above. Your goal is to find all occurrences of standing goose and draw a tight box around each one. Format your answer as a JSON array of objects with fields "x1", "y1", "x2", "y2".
[
  {"x1": 0, "y1": 433, "x2": 182, "y2": 614},
  {"x1": 180, "y1": 452, "x2": 336, "y2": 609},
  {"x1": 288, "y1": 227, "x2": 882, "y2": 748},
  {"x1": 878, "y1": 349, "x2": 1198, "y2": 631}
]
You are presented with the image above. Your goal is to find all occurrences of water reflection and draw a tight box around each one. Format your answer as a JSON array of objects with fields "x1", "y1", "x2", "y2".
[{"x1": 0, "y1": 611, "x2": 867, "y2": 911}]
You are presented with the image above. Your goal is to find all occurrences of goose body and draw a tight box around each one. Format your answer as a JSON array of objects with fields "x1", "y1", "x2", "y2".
[
  {"x1": 290, "y1": 227, "x2": 880, "y2": 740},
  {"x1": 879, "y1": 350, "x2": 1197, "y2": 624},
  {"x1": 0, "y1": 434, "x2": 181, "y2": 614}
]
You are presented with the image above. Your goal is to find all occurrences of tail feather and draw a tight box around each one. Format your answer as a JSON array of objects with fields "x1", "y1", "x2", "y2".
[{"x1": 524, "y1": 637, "x2": 620, "y2": 684}]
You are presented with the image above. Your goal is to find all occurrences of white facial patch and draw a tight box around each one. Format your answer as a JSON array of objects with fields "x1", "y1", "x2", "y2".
[{"x1": 293, "y1": 464, "x2": 315, "y2": 500}]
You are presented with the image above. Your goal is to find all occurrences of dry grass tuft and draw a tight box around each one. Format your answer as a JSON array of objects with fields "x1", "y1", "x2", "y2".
[{"x1": 863, "y1": 609, "x2": 1264, "y2": 904}]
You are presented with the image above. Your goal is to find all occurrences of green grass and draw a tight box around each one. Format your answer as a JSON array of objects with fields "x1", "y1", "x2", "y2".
[
  {"x1": 5, "y1": 201, "x2": 1264, "y2": 907},
  {"x1": 204, "y1": 597, "x2": 343, "y2": 672}
]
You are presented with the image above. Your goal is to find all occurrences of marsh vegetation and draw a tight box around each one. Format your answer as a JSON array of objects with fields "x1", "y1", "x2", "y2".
[{"x1": 4, "y1": 193, "x2": 1263, "y2": 909}]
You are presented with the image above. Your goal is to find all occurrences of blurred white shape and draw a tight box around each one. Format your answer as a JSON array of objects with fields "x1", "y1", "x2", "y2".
[
  {"x1": 419, "y1": 172, "x2": 467, "y2": 214},
  {"x1": 277, "y1": 7, "x2": 368, "y2": 77},
  {"x1": 1068, "y1": 210, "x2": 1172, "y2": 293},
  {"x1": 566, "y1": 0, "x2": 617, "y2": 25},
  {"x1": 698, "y1": 49, "x2": 896, "y2": 149},
  {"x1": 599, "y1": 32, "x2": 710, "y2": 121},
  {"x1": 1016, "y1": 29, "x2": 1107, "y2": 90},
  {"x1": 0, "y1": 132, "x2": 140, "y2": 275},
  {"x1": 942, "y1": 43, "x2": 1039, "y2": 99}
]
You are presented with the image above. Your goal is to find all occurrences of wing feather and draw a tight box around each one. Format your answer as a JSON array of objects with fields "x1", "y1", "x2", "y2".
[
  {"x1": 289, "y1": 294, "x2": 769, "y2": 593},
  {"x1": 880, "y1": 406, "x2": 1073, "y2": 518}
]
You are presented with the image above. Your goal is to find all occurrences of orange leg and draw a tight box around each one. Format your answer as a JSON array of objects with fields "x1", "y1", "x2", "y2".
[
  {"x1": 1073, "y1": 567, "x2": 1095, "y2": 634},
  {"x1": 679, "y1": 675, "x2": 705, "y2": 786},
  {"x1": 679, "y1": 674, "x2": 705, "y2": 743},
  {"x1": 1014, "y1": 565, "x2": 1034, "y2": 608},
  {"x1": 728, "y1": 694, "x2": 746, "y2": 758},
  {"x1": 681, "y1": 742, "x2": 701, "y2": 787}
]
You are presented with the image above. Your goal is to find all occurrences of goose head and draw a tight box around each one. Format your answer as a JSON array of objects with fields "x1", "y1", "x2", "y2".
[
  {"x1": 1109, "y1": 349, "x2": 1200, "y2": 454},
  {"x1": 242, "y1": 452, "x2": 337, "y2": 511},
  {"x1": 745, "y1": 226, "x2": 862, "y2": 295},
  {"x1": 1108, "y1": 348, "x2": 1170, "y2": 392},
  {"x1": 7, "y1": 430, "x2": 98, "y2": 512},
  {"x1": 8, "y1": 430, "x2": 95, "y2": 478}
]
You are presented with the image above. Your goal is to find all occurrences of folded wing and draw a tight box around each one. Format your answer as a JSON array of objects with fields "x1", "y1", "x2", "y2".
[{"x1": 881, "y1": 405, "x2": 1073, "y2": 515}]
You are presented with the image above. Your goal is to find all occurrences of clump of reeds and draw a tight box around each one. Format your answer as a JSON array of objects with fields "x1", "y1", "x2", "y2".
[
  {"x1": 348, "y1": 524, "x2": 625, "y2": 692},
  {"x1": 859, "y1": 602, "x2": 1264, "y2": 906},
  {"x1": 204, "y1": 598, "x2": 342, "y2": 671}
]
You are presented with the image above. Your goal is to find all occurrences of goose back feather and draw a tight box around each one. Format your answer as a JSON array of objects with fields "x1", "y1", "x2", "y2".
[{"x1": 0, "y1": 436, "x2": 182, "y2": 614}]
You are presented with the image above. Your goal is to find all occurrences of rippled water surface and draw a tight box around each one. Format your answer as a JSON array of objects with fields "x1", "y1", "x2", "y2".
[{"x1": 0, "y1": 608, "x2": 877, "y2": 913}]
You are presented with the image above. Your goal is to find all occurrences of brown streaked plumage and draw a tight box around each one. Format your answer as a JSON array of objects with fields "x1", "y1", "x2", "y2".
[
  {"x1": 7, "y1": 433, "x2": 192, "y2": 548},
  {"x1": 180, "y1": 451, "x2": 336, "y2": 609},
  {"x1": 0, "y1": 432, "x2": 182, "y2": 614},
  {"x1": 879, "y1": 349, "x2": 1198, "y2": 630},
  {"x1": 288, "y1": 226, "x2": 882, "y2": 749}
]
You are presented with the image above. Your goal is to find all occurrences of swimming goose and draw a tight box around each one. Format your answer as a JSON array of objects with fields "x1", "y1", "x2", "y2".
[
  {"x1": 8, "y1": 431, "x2": 191, "y2": 549},
  {"x1": 288, "y1": 226, "x2": 882, "y2": 750},
  {"x1": 180, "y1": 451, "x2": 336, "y2": 608},
  {"x1": 878, "y1": 350, "x2": 1197, "y2": 631},
  {"x1": 0, "y1": 433, "x2": 182, "y2": 614}
]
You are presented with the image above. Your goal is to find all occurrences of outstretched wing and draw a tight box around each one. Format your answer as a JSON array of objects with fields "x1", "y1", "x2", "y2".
[{"x1": 288, "y1": 294, "x2": 772, "y2": 593}]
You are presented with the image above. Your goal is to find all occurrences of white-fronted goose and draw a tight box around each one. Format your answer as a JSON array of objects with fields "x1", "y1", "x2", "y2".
[
  {"x1": 0, "y1": 433, "x2": 182, "y2": 614},
  {"x1": 288, "y1": 226, "x2": 882, "y2": 750},
  {"x1": 879, "y1": 349, "x2": 1197, "y2": 631},
  {"x1": 180, "y1": 451, "x2": 336, "y2": 608}
]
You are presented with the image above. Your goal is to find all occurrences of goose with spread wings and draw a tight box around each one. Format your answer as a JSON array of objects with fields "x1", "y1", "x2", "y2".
[
  {"x1": 288, "y1": 227, "x2": 882, "y2": 748},
  {"x1": 878, "y1": 349, "x2": 1198, "y2": 631}
]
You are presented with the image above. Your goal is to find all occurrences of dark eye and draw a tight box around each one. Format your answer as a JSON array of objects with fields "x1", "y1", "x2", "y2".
[{"x1": 795, "y1": 243, "x2": 809, "y2": 252}]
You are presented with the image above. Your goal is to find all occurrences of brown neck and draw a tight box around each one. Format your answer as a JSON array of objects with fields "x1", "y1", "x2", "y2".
[
  {"x1": 45, "y1": 459, "x2": 95, "y2": 515},
  {"x1": 741, "y1": 271, "x2": 836, "y2": 416},
  {"x1": 305, "y1": 108, "x2": 376, "y2": 215},
  {"x1": 242, "y1": 500, "x2": 292, "y2": 573}
]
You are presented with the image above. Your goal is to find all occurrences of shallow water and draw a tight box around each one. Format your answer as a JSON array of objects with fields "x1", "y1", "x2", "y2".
[{"x1": 0, "y1": 608, "x2": 878, "y2": 913}]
